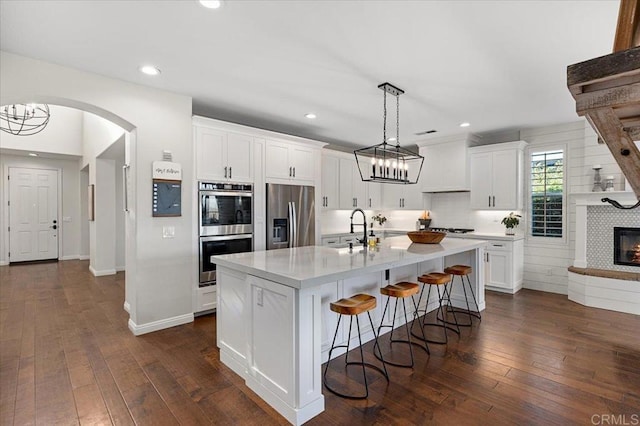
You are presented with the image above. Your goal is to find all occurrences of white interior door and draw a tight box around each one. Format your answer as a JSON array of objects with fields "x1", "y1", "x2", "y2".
[{"x1": 9, "y1": 167, "x2": 59, "y2": 262}]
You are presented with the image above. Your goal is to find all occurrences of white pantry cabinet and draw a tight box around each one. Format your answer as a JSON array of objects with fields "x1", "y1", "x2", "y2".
[
  {"x1": 484, "y1": 239, "x2": 524, "y2": 294},
  {"x1": 194, "y1": 125, "x2": 253, "y2": 183},
  {"x1": 321, "y1": 152, "x2": 340, "y2": 210},
  {"x1": 265, "y1": 139, "x2": 316, "y2": 184},
  {"x1": 469, "y1": 141, "x2": 527, "y2": 210}
]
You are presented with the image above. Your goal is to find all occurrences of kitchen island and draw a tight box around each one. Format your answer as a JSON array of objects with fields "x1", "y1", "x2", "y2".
[{"x1": 212, "y1": 236, "x2": 487, "y2": 425}]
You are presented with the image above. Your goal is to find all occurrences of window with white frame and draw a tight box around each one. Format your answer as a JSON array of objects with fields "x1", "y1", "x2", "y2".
[{"x1": 530, "y1": 149, "x2": 564, "y2": 238}]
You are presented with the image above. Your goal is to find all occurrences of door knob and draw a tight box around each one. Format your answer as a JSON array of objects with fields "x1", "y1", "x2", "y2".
[
  {"x1": 52, "y1": 225, "x2": 57, "y2": 230},
  {"x1": 53, "y1": 220, "x2": 57, "y2": 224}
]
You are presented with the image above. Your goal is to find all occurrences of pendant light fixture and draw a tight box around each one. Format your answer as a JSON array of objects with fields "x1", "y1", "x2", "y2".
[
  {"x1": 0, "y1": 103, "x2": 51, "y2": 136},
  {"x1": 354, "y1": 83, "x2": 423, "y2": 184}
]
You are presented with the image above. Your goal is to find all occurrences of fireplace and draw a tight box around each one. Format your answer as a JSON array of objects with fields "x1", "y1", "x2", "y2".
[{"x1": 614, "y1": 227, "x2": 640, "y2": 267}]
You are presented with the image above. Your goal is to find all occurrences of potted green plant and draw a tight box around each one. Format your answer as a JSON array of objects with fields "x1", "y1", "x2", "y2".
[
  {"x1": 371, "y1": 213, "x2": 387, "y2": 228},
  {"x1": 501, "y1": 212, "x2": 521, "y2": 235}
]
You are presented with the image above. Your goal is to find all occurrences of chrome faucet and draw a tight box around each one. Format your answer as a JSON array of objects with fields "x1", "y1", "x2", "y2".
[{"x1": 350, "y1": 208, "x2": 367, "y2": 246}]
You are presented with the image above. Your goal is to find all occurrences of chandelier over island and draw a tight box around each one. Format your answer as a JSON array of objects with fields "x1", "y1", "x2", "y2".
[{"x1": 354, "y1": 82, "x2": 424, "y2": 184}]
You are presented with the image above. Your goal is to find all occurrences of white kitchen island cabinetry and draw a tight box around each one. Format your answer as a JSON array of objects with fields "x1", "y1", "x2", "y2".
[
  {"x1": 194, "y1": 118, "x2": 254, "y2": 183},
  {"x1": 213, "y1": 236, "x2": 486, "y2": 425},
  {"x1": 469, "y1": 141, "x2": 527, "y2": 210}
]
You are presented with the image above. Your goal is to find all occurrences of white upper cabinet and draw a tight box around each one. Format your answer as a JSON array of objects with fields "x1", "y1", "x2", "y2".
[
  {"x1": 382, "y1": 181, "x2": 424, "y2": 210},
  {"x1": 339, "y1": 157, "x2": 367, "y2": 209},
  {"x1": 265, "y1": 139, "x2": 316, "y2": 184},
  {"x1": 418, "y1": 134, "x2": 476, "y2": 193},
  {"x1": 194, "y1": 122, "x2": 253, "y2": 183},
  {"x1": 321, "y1": 152, "x2": 340, "y2": 210},
  {"x1": 468, "y1": 141, "x2": 527, "y2": 210}
]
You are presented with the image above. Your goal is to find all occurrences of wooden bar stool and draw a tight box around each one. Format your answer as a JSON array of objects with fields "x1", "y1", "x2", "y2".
[
  {"x1": 373, "y1": 282, "x2": 429, "y2": 368},
  {"x1": 323, "y1": 293, "x2": 389, "y2": 399},
  {"x1": 411, "y1": 272, "x2": 460, "y2": 345},
  {"x1": 442, "y1": 264, "x2": 481, "y2": 326}
]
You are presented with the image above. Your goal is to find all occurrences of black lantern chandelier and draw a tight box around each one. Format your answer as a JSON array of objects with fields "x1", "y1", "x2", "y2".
[
  {"x1": 354, "y1": 83, "x2": 423, "y2": 184},
  {"x1": 0, "y1": 103, "x2": 51, "y2": 136}
]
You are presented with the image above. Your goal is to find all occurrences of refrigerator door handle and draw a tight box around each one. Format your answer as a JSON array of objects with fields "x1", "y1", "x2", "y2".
[{"x1": 288, "y1": 201, "x2": 297, "y2": 248}]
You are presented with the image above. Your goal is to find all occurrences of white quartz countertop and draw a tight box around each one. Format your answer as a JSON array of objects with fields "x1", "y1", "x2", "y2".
[
  {"x1": 212, "y1": 236, "x2": 488, "y2": 289},
  {"x1": 442, "y1": 232, "x2": 524, "y2": 241}
]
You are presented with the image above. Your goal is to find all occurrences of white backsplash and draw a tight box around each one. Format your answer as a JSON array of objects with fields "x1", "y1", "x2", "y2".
[
  {"x1": 319, "y1": 193, "x2": 523, "y2": 235},
  {"x1": 427, "y1": 193, "x2": 521, "y2": 234}
]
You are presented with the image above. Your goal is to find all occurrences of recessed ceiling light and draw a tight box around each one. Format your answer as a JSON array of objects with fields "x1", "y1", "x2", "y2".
[
  {"x1": 139, "y1": 65, "x2": 161, "y2": 76},
  {"x1": 28, "y1": 153, "x2": 38, "y2": 157},
  {"x1": 460, "y1": 122, "x2": 471, "y2": 128},
  {"x1": 304, "y1": 113, "x2": 317, "y2": 119},
  {"x1": 200, "y1": 0, "x2": 223, "y2": 9}
]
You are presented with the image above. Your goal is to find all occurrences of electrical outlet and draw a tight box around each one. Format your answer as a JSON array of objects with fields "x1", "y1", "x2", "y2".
[
  {"x1": 162, "y1": 226, "x2": 175, "y2": 238},
  {"x1": 256, "y1": 287, "x2": 263, "y2": 306}
]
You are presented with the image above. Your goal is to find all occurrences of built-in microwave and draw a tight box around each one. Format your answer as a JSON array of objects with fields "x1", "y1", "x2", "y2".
[{"x1": 199, "y1": 182, "x2": 253, "y2": 236}]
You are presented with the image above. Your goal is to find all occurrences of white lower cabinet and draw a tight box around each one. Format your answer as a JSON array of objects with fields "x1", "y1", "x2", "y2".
[
  {"x1": 321, "y1": 236, "x2": 340, "y2": 247},
  {"x1": 196, "y1": 285, "x2": 217, "y2": 313},
  {"x1": 485, "y1": 240, "x2": 524, "y2": 293}
]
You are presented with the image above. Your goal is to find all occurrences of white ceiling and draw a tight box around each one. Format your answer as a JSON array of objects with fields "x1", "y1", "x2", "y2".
[{"x1": 0, "y1": 0, "x2": 620, "y2": 148}]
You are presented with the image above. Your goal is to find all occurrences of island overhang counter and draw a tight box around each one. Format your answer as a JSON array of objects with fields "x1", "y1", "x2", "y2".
[{"x1": 212, "y1": 236, "x2": 488, "y2": 425}]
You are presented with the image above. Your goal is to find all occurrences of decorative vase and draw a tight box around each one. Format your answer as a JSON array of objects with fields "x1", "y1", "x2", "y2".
[{"x1": 505, "y1": 227, "x2": 515, "y2": 235}]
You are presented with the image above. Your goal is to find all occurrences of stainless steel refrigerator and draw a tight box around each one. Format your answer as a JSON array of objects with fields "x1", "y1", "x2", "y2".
[{"x1": 266, "y1": 183, "x2": 315, "y2": 250}]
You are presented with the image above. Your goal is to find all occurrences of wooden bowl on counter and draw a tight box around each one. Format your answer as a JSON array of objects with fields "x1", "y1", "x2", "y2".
[{"x1": 407, "y1": 231, "x2": 446, "y2": 244}]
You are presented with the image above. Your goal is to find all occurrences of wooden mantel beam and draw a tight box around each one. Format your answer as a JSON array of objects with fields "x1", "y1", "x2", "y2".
[
  {"x1": 614, "y1": 0, "x2": 640, "y2": 52},
  {"x1": 567, "y1": 46, "x2": 640, "y2": 199}
]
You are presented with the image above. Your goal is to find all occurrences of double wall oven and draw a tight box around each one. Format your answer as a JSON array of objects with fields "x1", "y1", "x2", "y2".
[{"x1": 199, "y1": 182, "x2": 253, "y2": 286}]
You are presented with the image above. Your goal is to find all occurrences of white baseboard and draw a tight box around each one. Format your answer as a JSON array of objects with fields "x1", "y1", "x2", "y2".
[
  {"x1": 116, "y1": 265, "x2": 125, "y2": 272},
  {"x1": 128, "y1": 313, "x2": 194, "y2": 336},
  {"x1": 89, "y1": 266, "x2": 117, "y2": 276},
  {"x1": 0, "y1": 260, "x2": 8, "y2": 266},
  {"x1": 60, "y1": 255, "x2": 81, "y2": 261},
  {"x1": 79, "y1": 255, "x2": 90, "y2": 260},
  {"x1": 123, "y1": 301, "x2": 130, "y2": 313}
]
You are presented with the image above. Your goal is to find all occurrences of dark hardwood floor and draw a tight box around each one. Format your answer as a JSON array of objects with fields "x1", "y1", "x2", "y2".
[{"x1": 1, "y1": 260, "x2": 639, "y2": 425}]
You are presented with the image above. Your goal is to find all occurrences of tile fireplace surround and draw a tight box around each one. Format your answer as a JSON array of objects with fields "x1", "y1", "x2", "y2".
[{"x1": 569, "y1": 193, "x2": 640, "y2": 315}]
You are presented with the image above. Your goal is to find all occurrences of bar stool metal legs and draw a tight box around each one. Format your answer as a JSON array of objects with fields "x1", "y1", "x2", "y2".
[
  {"x1": 373, "y1": 282, "x2": 429, "y2": 368},
  {"x1": 323, "y1": 294, "x2": 389, "y2": 399},
  {"x1": 411, "y1": 272, "x2": 461, "y2": 345},
  {"x1": 441, "y1": 265, "x2": 481, "y2": 327}
]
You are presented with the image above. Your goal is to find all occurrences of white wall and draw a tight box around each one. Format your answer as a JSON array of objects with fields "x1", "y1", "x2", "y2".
[
  {"x1": 82, "y1": 111, "x2": 125, "y2": 168},
  {"x1": 1, "y1": 51, "x2": 194, "y2": 333},
  {"x1": 0, "y1": 105, "x2": 83, "y2": 156},
  {"x1": 0, "y1": 154, "x2": 81, "y2": 264}
]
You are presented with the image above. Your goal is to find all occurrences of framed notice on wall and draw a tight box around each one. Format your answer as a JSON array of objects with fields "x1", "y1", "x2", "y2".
[
  {"x1": 152, "y1": 161, "x2": 182, "y2": 217},
  {"x1": 153, "y1": 179, "x2": 182, "y2": 217}
]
